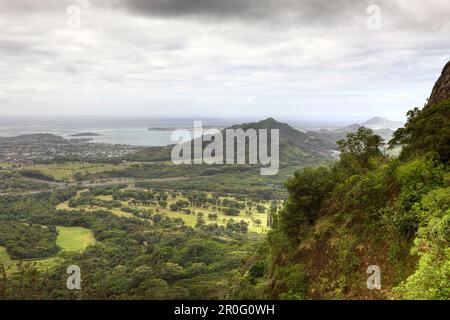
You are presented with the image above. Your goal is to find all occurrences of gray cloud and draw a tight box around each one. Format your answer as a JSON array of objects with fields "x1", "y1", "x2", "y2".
[
  {"x1": 101, "y1": 0, "x2": 450, "y2": 34},
  {"x1": 0, "y1": 0, "x2": 449, "y2": 120},
  {"x1": 0, "y1": 0, "x2": 361, "y2": 29},
  {"x1": 121, "y1": 0, "x2": 258, "y2": 17},
  {"x1": 2, "y1": 0, "x2": 449, "y2": 30},
  {"x1": 117, "y1": 0, "x2": 365, "y2": 26}
]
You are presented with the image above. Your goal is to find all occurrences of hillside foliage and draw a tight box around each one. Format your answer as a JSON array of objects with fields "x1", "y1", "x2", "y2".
[{"x1": 235, "y1": 100, "x2": 449, "y2": 299}]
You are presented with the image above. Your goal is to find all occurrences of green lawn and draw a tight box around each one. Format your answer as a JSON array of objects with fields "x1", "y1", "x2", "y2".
[
  {"x1": 56, "y1": 189, "x2": 272, "y2": 233},
  {"x1": 0, "y1": 162, "x2": 17, "y2": 169},
  {"x1": 56, "y1": 226, "x2": 96, "y2": 252},
  {"x1": 23, "y1": 162, "x2": 141, "y2": 181},
  {"x1": 161, "y1": 209, "x2": 269, "y2": 233},
  {"x1": 0, "y1": 245, "x2": 11, "y2": 262},
  {"x1": 57, "y1": 192, "x2": 270, "y2": 232},
  {"x1": 56, "y1": 200, "x2": 135, "y2": 218},
  {"x1": 134, "y1": 194, "x2": 271, "y2": 233}
]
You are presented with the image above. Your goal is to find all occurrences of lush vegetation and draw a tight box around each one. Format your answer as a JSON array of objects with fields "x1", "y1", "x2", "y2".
[
  {"x1": 234, "y1": 99, "x2": 449, "y2": 300},
  {"x1": 390, "y1": 99, "x2": 450, "y2": 163},
  {"x1": 0, "y1": 98, "x2": 448, "y2": 300},
  {"x1": 0, "y1": 181, "x2": 269, "y2": 299},
  {"x1": 0, "y1": 221, "x2": 59, "y2": 260},
  {"x1": 22, "y1": 162, "x2": 139, "y2": 182},
  {"x1": 0, "y1": 172, "x2": 50, "y2": 193}
]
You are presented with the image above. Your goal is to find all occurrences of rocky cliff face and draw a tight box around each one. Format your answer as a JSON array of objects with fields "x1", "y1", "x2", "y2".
[{"x1": 428, "y1": 60, "x2": 450, "y2": 106}]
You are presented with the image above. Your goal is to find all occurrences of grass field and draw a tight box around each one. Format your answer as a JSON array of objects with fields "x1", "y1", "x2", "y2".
[
  {"x1": 127, "y1": 194, "x2": 271, "y2": 233},
  {"x1": 17, "y1": 160, "x2": 277, "y2": 233},
  {"x1": 23, "y1": 162, "x2": 140, "y2": 181},
  {"x1": 0, "y1": 245, "x2": 11, "y2": 262},
  {"x1": 56, "y1": 191, "x2": 134, "y2": 218},
  {"x1": 0, "y1": 162, "x2": 17, "y2": 169},
  {"x1": 55, "y1": 191, "x2": 271, "y2": 233},
  {"x1": 56, "y1": 200, "x2": 135, "y2": 218},
  {"x1": 159, "y1": 206, "x2": 269, "y2": 233},
  {"x1": 56, "y1": 226, "x2": 96, "y2": 252}
]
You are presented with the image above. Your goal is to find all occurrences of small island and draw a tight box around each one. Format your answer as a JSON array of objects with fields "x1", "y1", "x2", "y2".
[
  {"x1": 147, "y1": 127, "x2": 177, "y2": 131},
  {"x1": 70, "y1": 132, "x2": 101, "y2": 137}
]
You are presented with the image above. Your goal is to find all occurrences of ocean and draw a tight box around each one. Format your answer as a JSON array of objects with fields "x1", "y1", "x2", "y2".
[{"x1": 0, "y1": 117, "x2": 234, "y2": 146}]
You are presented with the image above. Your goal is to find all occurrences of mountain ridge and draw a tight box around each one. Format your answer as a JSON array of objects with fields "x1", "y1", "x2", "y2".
[
  {"x1": 309, "y1": 116, "x2": 402, "y2": 145},
  {"x1": 228, "y1": 117, "x2": 336, "y2": 157}
]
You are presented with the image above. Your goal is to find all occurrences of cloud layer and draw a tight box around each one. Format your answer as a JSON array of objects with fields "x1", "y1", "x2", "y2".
[{"x1": 0, "y1": 0, "x2": 449, "y2": 121}]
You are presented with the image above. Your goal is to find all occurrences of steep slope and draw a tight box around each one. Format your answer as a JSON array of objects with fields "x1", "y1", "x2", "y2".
[
  {"x1": 428, "y1": 60, "x2": 450, "y2": 106},
  {"x1": 390, "y1": 59, "x2": 450, "y2": 164},
  {"x1": 389, "y1": 98, "x2": 450, "y2": 163},
  {"x1": 234, "y1": 60, "x2": 450, "y2": 300}
]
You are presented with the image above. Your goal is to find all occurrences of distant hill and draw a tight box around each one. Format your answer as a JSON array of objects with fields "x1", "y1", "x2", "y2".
[
  {"x1": 128, "y1": 117, "x2": 337, "y2": 164},
  {"x1": 129, "y1": 116, "x2": 406, "y2": 164},
  {"x1": 362, "y1": 117, "x2": 403, "y2": 130},
  {"x1": 122, "y1": 117, "x2": 336, "y2": 199},
  {"x1": 228, "y1": 117, "x2": 336, "y2": 157},
  {"x1": 308, "y1": 116, "x2": 404, "y2": 144},
  {"x1": 93, "y1": 114, "x2": 408, "y2": 164}
]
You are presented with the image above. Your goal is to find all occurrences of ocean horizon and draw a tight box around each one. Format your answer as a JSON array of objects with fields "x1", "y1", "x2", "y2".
[
  {"x1": 0, "y1": 117, "x2": 238, "y2": 146},
  {"x1": 0, "y1": 116, "x2": 354, "y2": 146}
]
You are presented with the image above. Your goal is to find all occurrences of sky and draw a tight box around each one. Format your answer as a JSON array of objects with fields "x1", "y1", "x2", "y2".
[{"x1": 0, "y1": 0, "x2": 449, "y2": 123}]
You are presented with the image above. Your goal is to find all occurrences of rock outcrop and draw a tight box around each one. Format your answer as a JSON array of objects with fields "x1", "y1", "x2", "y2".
[{"x1": 427, "y1": 60, "x2": 450, "y2": 106}]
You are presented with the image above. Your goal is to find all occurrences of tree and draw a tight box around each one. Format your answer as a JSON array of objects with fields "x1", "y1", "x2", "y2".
[
  {"x1": 394, "y1": 187, "x2": 450, "y2": 299},
  {"x1": 195, "y1": 216, "x2": 205, "y2": 228},
  {"x1": 158, "y1": 200, "x2": 168, "y2": 208},
  {"x1": 256, "y1": 204, "x2": 266, "y2": 213},
  {"x1": 226, "y1": 220, "x2": 248, "y2": 233},
  {"x1": 208, "y1": 213, "x2": 218, "y2": 220},
  {"x1": 267, "y1": 202, "x2": 277, "y2": 227},
  {"x1": 389, "y1": 99, "x2": 450, "y2": 164},
  {"x1": 160, "y1": 262, "x2": 184, "y2": 285},
  {"x1": 337, "y1": 126, "x2": 383, "y2": 171},
  {"x1": 137, "y1": 279, "x2": 169, "y2": 298},
  {"x1": 176, "y1": 200, "x2": 190, "y2": 208},
  {"x1": 279, "y1": 166, "x2": 336, "y2": 239}
]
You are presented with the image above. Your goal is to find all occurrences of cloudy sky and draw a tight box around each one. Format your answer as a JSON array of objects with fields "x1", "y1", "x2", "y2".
[{"x1": 0, "y1": 0, "x2": 449, "y2": 122}]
